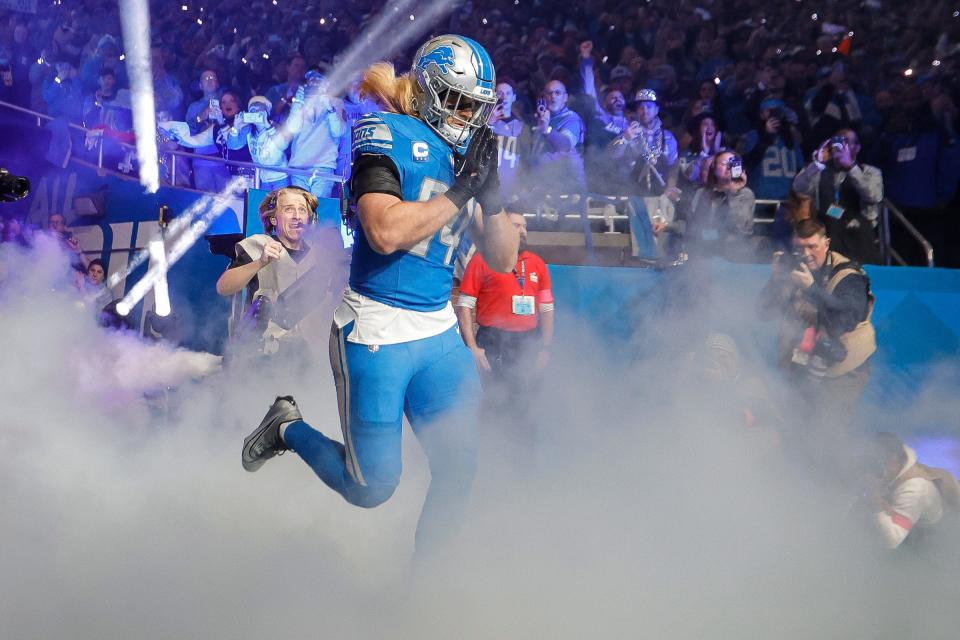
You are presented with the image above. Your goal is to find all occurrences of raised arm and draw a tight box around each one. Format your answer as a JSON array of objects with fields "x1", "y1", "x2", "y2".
[{"x1": 162, "y1": 121, "x2": 215, "y2": 149}]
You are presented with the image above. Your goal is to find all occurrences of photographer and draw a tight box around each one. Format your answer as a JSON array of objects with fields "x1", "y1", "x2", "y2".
[
  {"x1": 758, "y1": 219, "x2": 876, "y2": 430},
  {"x1": 855, "y1": 432, "x2": 959, "y2": 551},
  {"x1": 683, "y1": 150, "x2": 756, "y2": 260},
  {"x1": 792, "y1": 129, "x2": 882, "y2": 265},
  {"x1": 216, "y1": 186, "x2": 336, "y2": 358},
  {"x1": 529, "y1": 79, "x2": 586, "y2": 194},
  {"x1": 740, "y1": 98, "x2": 804, "y2": 201}
]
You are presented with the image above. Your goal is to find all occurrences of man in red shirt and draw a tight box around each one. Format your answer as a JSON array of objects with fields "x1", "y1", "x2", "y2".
[{"x1": 455, "y1": 211, "x2": 554, "y2": 393}]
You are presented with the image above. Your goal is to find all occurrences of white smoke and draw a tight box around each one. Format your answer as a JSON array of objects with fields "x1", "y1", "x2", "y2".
[{"x1": 2, "y1": 232, "x2": 959, "y2": 639}]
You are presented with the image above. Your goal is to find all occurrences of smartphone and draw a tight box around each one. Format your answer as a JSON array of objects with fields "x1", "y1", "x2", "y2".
[
  {"x1": 728, "y1": 156, "x2": 744, "y2": 179},
  {"x1": 241, "y1": 111, "x2": 267, "y2": 126},
  {"x1": 209, "y1": 98, "x2": 220, "y2": 111}
]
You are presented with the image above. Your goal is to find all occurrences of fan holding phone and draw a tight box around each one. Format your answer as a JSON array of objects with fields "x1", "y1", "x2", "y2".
[
  {"x1": 530, "y1": 79, "x2": 586, "y2": 193},
  {"x1": 791, "y1": 128, "x2": 884, "y2": 265}
]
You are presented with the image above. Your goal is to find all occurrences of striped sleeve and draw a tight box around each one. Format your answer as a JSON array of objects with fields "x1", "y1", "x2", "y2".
[
  {"x1": 874, "y1": 478, "x2": 933, "y2": 549},
  {"x1": 352, "y1": 113, "x2": 394, "y2": 159}
]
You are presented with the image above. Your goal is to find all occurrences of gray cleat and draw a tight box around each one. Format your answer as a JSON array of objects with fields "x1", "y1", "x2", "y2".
[{"x1": 242, "y1": 396, "x2": 301, "y2": 472}]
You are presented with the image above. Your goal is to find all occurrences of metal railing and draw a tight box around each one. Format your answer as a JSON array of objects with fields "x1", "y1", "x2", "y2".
[
  {"x1": 880, "y1": 199, "x2": 934, "y2": 267},
  {"x1": 748, "y1": 197, "x2": 935, "y2": 267},
  {"x1": 2, "y1": 100, "x2": 937, "y2": 266},
  {"x1": 0, "y1": 100, "x2": 345, "y2": 190}
]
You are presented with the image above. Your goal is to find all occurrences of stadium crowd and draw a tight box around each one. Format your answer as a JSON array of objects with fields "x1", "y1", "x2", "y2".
[
  {"x1": 1, "y1": 7, "x2": 958, "y2": 556},
  {"x1": 1, "y1": 0, "x2": 959, "y2": 265}
]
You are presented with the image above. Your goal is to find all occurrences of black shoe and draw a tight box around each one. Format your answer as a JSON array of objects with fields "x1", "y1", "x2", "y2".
[{"x1": 242, "y1": 395, "x2": 301, "y2": 472}]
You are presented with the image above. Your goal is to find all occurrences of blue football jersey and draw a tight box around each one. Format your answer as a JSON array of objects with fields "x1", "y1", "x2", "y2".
[{"x1": 350, "y1": 111, "x2": 474, "y2": 311}]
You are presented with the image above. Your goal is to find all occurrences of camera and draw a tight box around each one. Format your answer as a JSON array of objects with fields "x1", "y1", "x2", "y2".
[
  {"x1": 536, "y1": 98, "x2": 547, "y2": 112},
  {"x1": 829, "y1": 135, "x2": 847, "y2": 148},
  {"x1": 813, "y1": 333, "x2": 848, "y2": 366},
  {"x1": 0, "y1": 168, "x2": 30, "y2": 202},
  {"x1": 777, "y1": 248, "x2": 805, "y2": 271},
  {"x1": 243, "y1": 295, "x2": 273, "y2": 332}
]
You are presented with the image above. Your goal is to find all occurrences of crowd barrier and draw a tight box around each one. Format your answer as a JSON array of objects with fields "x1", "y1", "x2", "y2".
[
  {"x1": 0, "y1": 100, "x2": 935, "y2": 267},
  {"x1": 0, "y1": 153, "x2": 955, "y2": 426},
  {"x1": 550, "y1": 261, "x2": 960, "y2": 430}
]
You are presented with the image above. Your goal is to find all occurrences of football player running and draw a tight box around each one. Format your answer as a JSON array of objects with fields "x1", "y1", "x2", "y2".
[{"x1": 241, "y1": 35, "x2": 518, "y2": 556}]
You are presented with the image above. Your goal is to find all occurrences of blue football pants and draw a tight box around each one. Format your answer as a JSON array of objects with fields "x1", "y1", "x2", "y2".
[{"x1": 282, "y1": 322, "x2": 480, "y2": 552}]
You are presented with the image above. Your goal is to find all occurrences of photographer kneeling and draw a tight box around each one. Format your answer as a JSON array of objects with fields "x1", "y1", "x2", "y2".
[{"x1": 758, "y1": 218, "x2": 876, "y2": 430}]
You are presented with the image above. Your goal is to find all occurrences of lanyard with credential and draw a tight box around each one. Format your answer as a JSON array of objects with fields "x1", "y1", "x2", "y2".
[
  {"x1": 834, "y1": 171, "x2": 849, "y2": 205},
  {"x1": 513, "y1": 259, "x2": 526, "y2": 292}
]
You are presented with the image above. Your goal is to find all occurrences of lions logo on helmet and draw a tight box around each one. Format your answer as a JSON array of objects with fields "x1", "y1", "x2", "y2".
[
  {"x1": 417, "y1": 46, "x2": 456, "y2": 75},
  {"x1": 412, "y1": 35, "x2": 496, "y2": 152}
]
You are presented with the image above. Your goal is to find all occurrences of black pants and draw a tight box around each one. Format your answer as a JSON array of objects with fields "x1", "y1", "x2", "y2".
[
  {"x1": 475, "y1": 326, "x2": 542, "y2": 464},
  {"x1": 476, "y1": 326, "x2": 541, "y2": 378}
]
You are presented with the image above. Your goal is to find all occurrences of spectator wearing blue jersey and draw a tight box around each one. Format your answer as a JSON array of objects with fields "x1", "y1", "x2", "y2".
[
  {"x1": 241, "y1": 35, "x2": 519, "y2": 557},
  {"x1": 741, "y1": 98, "x2": 805, "y2": 201},
  {"x1": 487, "y1": 79, "x2": 530, "y2": 202}
]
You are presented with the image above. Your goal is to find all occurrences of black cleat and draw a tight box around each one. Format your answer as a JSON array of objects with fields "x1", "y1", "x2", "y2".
[{"x1": 242, "y1": 396, "x2": 301, "y2": 472}]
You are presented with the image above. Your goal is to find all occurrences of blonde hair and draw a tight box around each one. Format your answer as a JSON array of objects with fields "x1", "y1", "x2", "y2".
[
  {"x1": 258, "y1": 186, "x2": 319, "y2": 234},
  {"x1": 359, "y1": 62, "x2": 419, "y2": 117}
]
